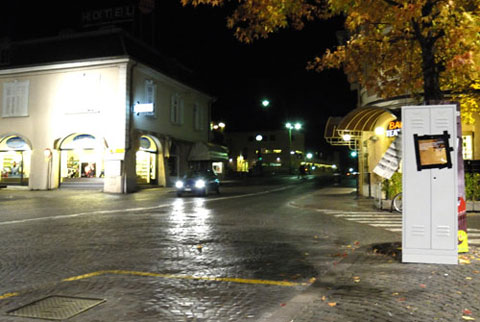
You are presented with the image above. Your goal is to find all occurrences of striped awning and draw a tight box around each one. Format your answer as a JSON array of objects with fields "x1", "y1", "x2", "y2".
[{"x1": 325, "y1": 107, "x2": 395, "y2": 149}]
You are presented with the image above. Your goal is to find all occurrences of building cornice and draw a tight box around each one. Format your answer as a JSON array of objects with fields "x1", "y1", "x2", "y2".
[{"x1": 0, "y1": 57, "x2": 131, "y2": 76}]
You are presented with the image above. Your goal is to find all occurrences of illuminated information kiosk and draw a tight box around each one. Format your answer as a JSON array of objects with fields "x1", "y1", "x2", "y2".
[{"x1": 402, "y1": 105, "x2": 458, "y2": 264}]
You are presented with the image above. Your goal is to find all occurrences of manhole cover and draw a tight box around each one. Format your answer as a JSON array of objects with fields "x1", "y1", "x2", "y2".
[{"x1": 7, "y1": 295, "x2": 105, "y2": 320}]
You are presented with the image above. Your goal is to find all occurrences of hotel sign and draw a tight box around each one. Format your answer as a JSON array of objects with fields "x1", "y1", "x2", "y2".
[
  {"x1": 82, "y1": 5, "x2": 135, "y2": 27},
  {"x1": 386, "y1": 121, "x2": 402, "y2": 137}
]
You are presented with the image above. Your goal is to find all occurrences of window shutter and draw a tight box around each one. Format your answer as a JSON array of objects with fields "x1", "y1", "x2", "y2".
[
  {"x1": 179, "y1": 98, "x2": 184, "y2": 125},
  {"x1": 145, "y1": 80, "x2": 155, "y2": 103},
  {"x1": 2, "y1": 81, "x2": 29, "y2": 117}
]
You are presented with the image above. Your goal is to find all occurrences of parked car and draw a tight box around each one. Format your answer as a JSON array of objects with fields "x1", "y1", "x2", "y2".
[{"x1": 175, "y1": 169, "x2": 220, "y2": 197}]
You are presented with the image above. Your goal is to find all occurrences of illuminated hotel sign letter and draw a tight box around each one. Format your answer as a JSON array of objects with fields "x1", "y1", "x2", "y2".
[
  {"x1": 386, "y1": 121, "x2": 402, "y2": 137},
  {"x1": 134, "y1": 103, "x2": 154, "y2": 114}
]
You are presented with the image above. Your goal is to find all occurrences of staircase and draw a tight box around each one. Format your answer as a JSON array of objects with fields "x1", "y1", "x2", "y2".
[{"x1": 59, "y1": 178, "x2": 104, "y2": 190}]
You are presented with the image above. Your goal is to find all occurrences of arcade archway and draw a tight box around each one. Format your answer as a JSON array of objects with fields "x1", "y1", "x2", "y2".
[{"x1": 136, "y1": 135, "x2": 158, "y2": 184}]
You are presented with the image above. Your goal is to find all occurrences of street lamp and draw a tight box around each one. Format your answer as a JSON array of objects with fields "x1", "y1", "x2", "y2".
[
  {"x1": 261, "y1": 99, "x2": 270, "y2": 109},
  {"x1": 285, "y1": 122, "x2": 302, "y2": 173}
]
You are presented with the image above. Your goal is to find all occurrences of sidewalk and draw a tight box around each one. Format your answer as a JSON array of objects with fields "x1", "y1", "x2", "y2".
[{"x1": 283, "y1": 187, "x2": 480, "y2": 322}]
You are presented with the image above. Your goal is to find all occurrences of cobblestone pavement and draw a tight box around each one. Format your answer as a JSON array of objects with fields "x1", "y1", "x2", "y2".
[
  {"x1": 0, "y1": 180, "x2": 478, "y2": 321},
  {"x1": 0, "y1": 177, "x2": 346, "y2": 322},
  {"x1": 286, "y1": 187, "x2": 480, "y2": 322}
]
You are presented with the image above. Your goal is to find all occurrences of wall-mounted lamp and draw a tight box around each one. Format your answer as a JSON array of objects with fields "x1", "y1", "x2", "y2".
[{"x1": 374, "y1": 126, "x2": 385, "y2": 136}]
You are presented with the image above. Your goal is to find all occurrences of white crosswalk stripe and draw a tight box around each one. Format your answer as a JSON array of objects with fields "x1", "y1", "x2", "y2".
[
  {"x1": 323, "y1": 209, "x2": 480, "y2": 247},
  {"x1": 323, "y1": 210, "x2": 403, "y2": 234},
  {"x1": 467, "y1": 228, "x2": 480, "y2": 247}
]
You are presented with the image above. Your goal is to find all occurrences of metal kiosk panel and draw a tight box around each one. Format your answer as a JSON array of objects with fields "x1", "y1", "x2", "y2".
[{"x1": 402, "y1": 105, "x2": 458, "y2": 264}]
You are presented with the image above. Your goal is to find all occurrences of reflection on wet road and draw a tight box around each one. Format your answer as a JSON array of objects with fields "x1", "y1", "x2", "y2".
[{"x1": 0, "y1": 179, "x2": 339, "y2": 321}]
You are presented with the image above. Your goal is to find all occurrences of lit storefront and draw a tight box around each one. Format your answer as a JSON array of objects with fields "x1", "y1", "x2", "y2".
[
  {"x1": 59, "y1": 134, "x2": 106, "y2": 184},
  {"x1": 136, "y1": 135, "x2": 157, "y2": 184},
  {"x1": 0, "y1": 135, "x2": 31, "y2": 185},
  {"x1": 324, "y1": 107, "x2": 397, "y2": 198}
]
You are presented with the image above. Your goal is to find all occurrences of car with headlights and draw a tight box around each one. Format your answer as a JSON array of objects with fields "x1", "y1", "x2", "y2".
[{"x1": 175, "y1": 169, "x2": 220, "y2": 197}]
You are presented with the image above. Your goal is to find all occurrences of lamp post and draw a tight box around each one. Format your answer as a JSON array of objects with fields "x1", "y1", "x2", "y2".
[{"x1": 285, "y1": 122, "x2": 302, "y2": 174}]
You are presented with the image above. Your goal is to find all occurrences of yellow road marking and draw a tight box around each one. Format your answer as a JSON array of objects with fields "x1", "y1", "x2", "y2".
[
  {"x1": 1, "y1": 270, "x2": 309, "y2": 301},
  {"x1": 62, "y1": 270, "x2": 309, "y2": 287},
  {"x1": 0, "y1": 292, "x2": 19, "y2": 300}
]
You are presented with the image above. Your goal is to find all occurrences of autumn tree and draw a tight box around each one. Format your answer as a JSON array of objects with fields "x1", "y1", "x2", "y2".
[{"x1": 182, "y1": 0, "x2": 480, "y2": 122}]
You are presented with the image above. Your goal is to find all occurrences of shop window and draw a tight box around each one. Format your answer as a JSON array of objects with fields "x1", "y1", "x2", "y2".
[
  {"x1": 0, "y1": 136, "x2": 31, "y2": 185},
  {"x1": 59, "y1": 134, "x2": 106, "y2": 181},
  {"x1": 212, "y1": 162, "x2": 223, "y2": 174},
  {"x1": 2, "y1": 80, "x2": 29, "y2": 118}
]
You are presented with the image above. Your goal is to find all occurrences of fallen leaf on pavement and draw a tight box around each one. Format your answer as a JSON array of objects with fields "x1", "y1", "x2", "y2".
[
  {"x1": 466, "y1": 277, "x2": 473, "y2": 280},
  {"x1": 397, "y1": 297, "x2": 406, "y2": 302},
  {"x1": 328, "y1": 302, "x2": 337, "y2": 307},
  {"x1": 419, "y1": 284, "x2": 426, "y2": 288},
  {"x1": 462, "y1": 316, "x2": 475, "y2": 320},
  {"x1": 280, "y1": 303, "x2": 286, "y2": 307},
  {"x1": 321, "y1": 296, "x2": 326, "y2": 301},
  {"x1": 392, "y1": 292, "x2": 399, "y2": 296},
  {"x1": 353, "y1": 276, "x2": 360, "y2": 283},
  {"x1": 464, "y1": 309, "x2": 472, "y2": 315}
]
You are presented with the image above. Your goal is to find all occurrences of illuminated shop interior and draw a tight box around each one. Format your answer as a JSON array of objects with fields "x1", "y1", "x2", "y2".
[
  {"x1": 59, "y1": 134, "x2": 106, "y2": 181},
  {"x1": 0, "y1": 135, "x2": 31, "y2": 185},
  {"x1": 136, "y1": 135, "x2": 157, "y2": 184}
]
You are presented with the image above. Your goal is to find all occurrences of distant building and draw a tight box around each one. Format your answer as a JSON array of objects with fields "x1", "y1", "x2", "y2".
[
  {"x1": 226, "y1": 130, "x2": 304, "y2": 174},
  {"x1": 225, "y1": 129, "x2": 336, "y2": 175},
  {"x1": 0, "y1": 29, "x2": 228, "y2": 192}
]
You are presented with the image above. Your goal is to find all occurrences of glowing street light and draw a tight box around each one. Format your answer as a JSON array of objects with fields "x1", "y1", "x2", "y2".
[
  {"x1": 261, "y1": 99, "x2": 270, "y2": 108},
  {"x1": 285, "y1": 122, "x2": 302, "y2": 173}
]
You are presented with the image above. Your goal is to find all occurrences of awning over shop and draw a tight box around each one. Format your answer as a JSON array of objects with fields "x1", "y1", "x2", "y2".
[
  {"x1": 188, "y1": 142, "x2": 229, "y2": 161},
  {"x1": 325, "y1": 107, "x2": 396, "y2": 148}
]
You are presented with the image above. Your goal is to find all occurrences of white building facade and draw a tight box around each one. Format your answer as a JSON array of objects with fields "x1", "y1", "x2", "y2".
[{"x1": 0, "y1": 31, "x2": 217, "y2": 193}]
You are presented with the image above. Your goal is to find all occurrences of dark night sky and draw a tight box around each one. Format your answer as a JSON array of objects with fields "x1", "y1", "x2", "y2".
[{"x1": 1, "y1": 0, "x2": 357, "y2": 152}]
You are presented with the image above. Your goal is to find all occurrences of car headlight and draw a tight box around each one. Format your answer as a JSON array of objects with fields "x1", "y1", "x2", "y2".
[
  {"x1": 175, "y1": 181, "x2": 184, "y2": 189},
  {"x1": 195, "y1": 179, "x2": 206, "y2": 188}
]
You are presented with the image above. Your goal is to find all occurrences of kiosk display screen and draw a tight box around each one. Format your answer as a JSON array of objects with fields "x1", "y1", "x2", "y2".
[{"x1": 414, "y1": 131, "x2": 452, "y2": 171}]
